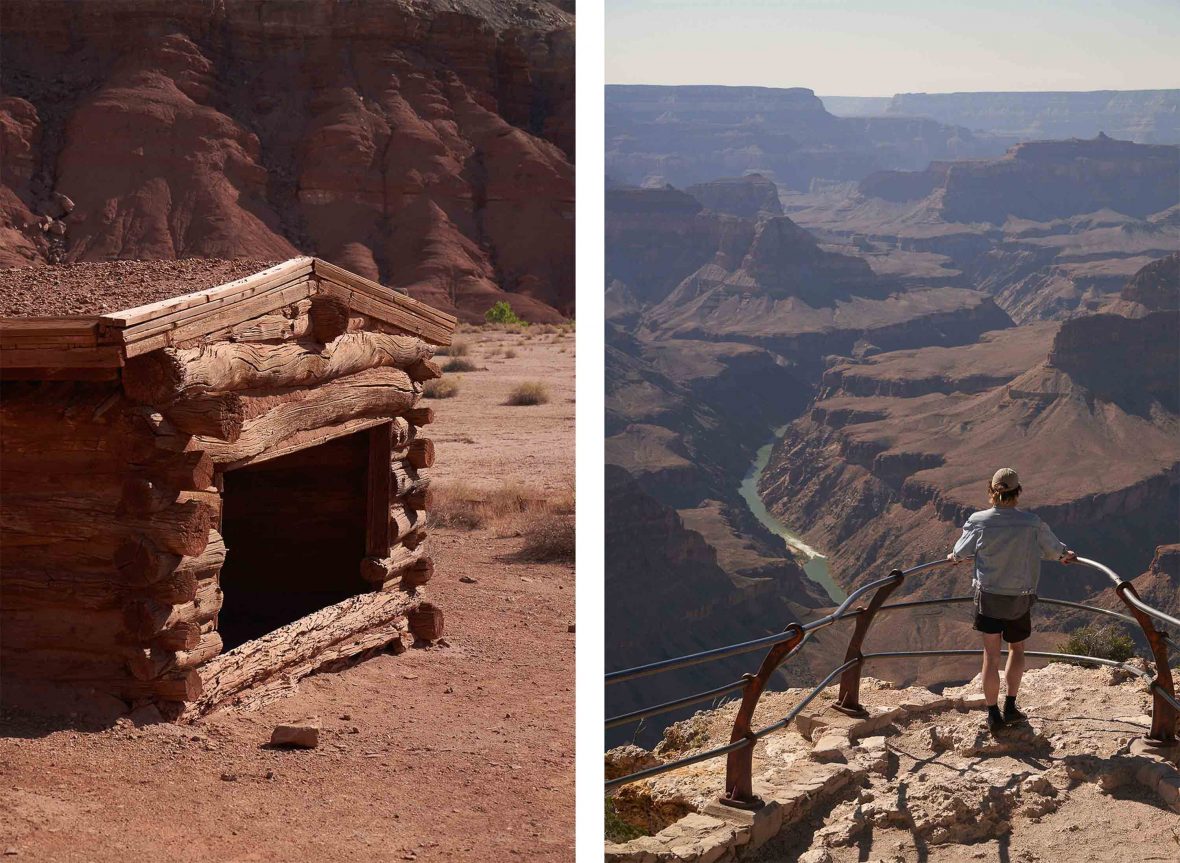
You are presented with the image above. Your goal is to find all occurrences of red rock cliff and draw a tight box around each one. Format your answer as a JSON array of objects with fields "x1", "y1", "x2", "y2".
[{"x1": 0, "y1": 0, "x2": 574, "y2": 321}]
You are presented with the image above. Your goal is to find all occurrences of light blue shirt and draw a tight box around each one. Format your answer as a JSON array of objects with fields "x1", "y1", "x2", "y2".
[{"x1": 952, "y1": 507, "x2": 1068, "y2": 596}]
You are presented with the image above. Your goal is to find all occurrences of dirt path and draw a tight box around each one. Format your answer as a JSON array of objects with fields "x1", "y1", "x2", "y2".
[{"x1": 0, "y1": 328, "x2": 576, "y2": 862}]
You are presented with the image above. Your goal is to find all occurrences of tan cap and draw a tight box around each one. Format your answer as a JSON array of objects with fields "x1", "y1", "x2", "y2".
[{"x1": 991, "y1": 467, "x2": 1020, "y2": 492}]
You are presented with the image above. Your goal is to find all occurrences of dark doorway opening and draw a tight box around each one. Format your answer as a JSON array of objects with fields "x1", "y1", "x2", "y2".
[{"x1": 217, "y1": 430, "x2": 372, "y2": 651}]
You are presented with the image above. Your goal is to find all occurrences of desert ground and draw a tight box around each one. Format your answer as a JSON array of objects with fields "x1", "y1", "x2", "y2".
[{"x1": 0, "y1": 325, "x2": 576, "y2": 862}]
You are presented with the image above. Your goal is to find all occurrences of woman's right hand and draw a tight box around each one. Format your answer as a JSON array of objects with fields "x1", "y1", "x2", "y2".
[{"x1": 947, "y1": 553, "x2": 962, "y2": 565}]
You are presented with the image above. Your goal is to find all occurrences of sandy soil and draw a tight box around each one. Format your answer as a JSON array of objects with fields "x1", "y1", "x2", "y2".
[{"x1": 0, "y1": 328, "x2": 576, "y2": 862}]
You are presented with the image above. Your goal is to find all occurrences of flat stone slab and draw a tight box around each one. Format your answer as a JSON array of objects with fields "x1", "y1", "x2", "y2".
[{"x1": 270, "y1": 718, "x2": 320, "y2": 748}]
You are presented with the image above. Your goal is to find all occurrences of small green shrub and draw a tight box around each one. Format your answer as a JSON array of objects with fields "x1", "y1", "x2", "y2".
[
  {"x1": 505, "y1": 381, "x2": 549, "y2": 405},
  {"x1": 423, "y1": 378, "x2": 459, "y2": 399},
  {"x1": 485, "y1": 301, "x2": 527, "y2": 326},
  {"x1": 442, "y1": 357, "x2": 477, "y2": 373},
  {"x1": 1056, "y1": 624, "x2": 1136, "y2": 663},
  {"x1": 605, "y1": 797, "x2": 645, "y2": 844}
]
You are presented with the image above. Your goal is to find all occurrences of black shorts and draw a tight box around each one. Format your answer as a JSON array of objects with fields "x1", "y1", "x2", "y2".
[{"x1": 974, "y1": 610, "x2": 1031, "y2": 643}]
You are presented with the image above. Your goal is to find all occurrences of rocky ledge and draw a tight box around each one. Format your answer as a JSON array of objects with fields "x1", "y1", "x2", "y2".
[{"x1": 606, "y1": 664, "x2": 1180, "y2": 862}]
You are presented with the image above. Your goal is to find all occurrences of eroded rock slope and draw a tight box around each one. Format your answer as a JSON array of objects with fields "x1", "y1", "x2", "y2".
[{"x1": 0, "y1": 0, "x2": 574, "y2": 321}]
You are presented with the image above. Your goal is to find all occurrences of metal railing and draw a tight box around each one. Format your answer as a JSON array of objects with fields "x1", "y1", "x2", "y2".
[{"x1": 604, "y1": 555, "x2": 1179, "y2": 807}]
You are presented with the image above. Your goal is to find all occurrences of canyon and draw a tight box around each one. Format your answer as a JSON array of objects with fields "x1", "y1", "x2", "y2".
[
  {"x1": 0, "y1": 0, "x2": 575, "y2": 321},
  {"x1": 606, "y1": 85, "x2": 1003, "y2": 191},
  {"x1": 606, "y1": 110, "x2": 1180, "y2": 733},
  {"x1": 824, "y1": 89, "x2": 1180, "y2": 146}
]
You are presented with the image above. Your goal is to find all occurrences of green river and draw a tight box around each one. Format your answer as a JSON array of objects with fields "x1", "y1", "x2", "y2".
[{"x1": 737, "y1": 426, "x2": 848, "y2": 604}]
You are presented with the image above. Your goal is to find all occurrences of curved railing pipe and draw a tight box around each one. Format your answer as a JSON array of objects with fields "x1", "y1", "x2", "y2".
[
  {"x1": 1075, "y1": 557, "x2": 1180, "y2": 743},
  {"x1": 605, "y1": 553, "x2": 1179, "y2": 804}
]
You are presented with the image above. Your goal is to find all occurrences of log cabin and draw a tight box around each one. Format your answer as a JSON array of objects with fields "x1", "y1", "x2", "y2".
[{"x1": 0, "y1": 257, "x2": 454, "y2": 720}]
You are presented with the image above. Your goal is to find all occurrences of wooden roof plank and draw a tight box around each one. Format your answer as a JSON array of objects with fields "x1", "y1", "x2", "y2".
[
  {"x1": 312, "y1": 259, "x2": 458, "y2": 330},
  {"x1": 317, "y1": 279, "x2": 454, "y2": 346},
  {"x1": 0, "y1": 257, "x2": 456, "y2": 367},
  {"x1": 98, "y1": 257, "x2": 314, "y2": 328},
  {"x1": 0, "y1": 345, "x2": 125, "y2": 369},
  {"x1": 121, "y1": 279, "x2": 315, "y2": 358}
]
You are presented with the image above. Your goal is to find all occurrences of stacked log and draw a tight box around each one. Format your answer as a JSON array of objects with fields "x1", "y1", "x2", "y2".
[
  {"x1": 2, "y1": 284, "x2": 449, "y2": 716},
  {"x1": 0, "y1": 381, "x2": 219, "y2": 705},
  {"x1": 358, "y1": 404, "x2": 439, "y2": 600}
]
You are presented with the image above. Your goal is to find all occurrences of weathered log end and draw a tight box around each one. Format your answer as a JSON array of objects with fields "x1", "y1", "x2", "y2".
[
  {"x1": 404, "y1": 406, "x2": 434, "y2": 427},
  {"x1": 406, "y1": 438, "x2": 435, "y2": 469},
  {"x1": 401, "y1": 557, "x2": 434, "y2": 588},
  {"x1": 114, "y1": 537, "x2": 182, "y2": 587},
  {"x1": 162, "y1": 392, "x2": 246, "y2": 442},
  {"x1": 404, "y1": 487, "x2": 433, "y2": 511},
  {"x1": 121, "y1": 348, "x2": 186, "y2": 405},
  {"x1": 408, "y1": 603, "x2": 444, "y2": 642},
  {"x1": 308, "y1": 294, "x2": 351, "y2": 344},
  {"x1": 406, "y1": 358, "x2": 443, "y2": 383}
]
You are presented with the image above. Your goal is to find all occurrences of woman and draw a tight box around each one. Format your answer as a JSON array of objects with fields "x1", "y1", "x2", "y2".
[{"x1": 948, "y1": 468, "x2": 1078, "y2": 733}]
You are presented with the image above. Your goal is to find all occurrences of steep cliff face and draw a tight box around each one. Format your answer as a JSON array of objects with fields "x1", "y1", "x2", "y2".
[
  {"x1": 1119, "y1": 251, "x2": 1179, "y2": 311},
  {"x1": 940, "y1": 136, "x2": 1180, "y2": 224},
  {"x1": 885, "y1": 89, "x2": 1180, "y2": 145},
  {"x1": 605, "y1": 187, "x2": 733, "y2": 307},
  {"x1": 606, "y1": 85, "x2": 1000, "y2": 190},
  {"x1": 1048, "y1": 310, "x2": 1180, "y2": 411},
  {"x1": 0, "y1": 0, "x2": 574, "y2": 321}
]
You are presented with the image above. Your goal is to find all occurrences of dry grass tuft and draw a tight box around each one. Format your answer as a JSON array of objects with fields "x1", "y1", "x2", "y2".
[
  {"x1": 432, "y1": 481, "x2": 548, "y2": 530},
  {"x1": 437, "y1": 339, "x2": 469, "y2": 357},
  {"x1": 503, "y1": 348, "x2": 517, "y2": 359},
  {"x1": 433, "y1": 482, "x2": 574, "y2": 563},
  {"x1": 506, "y1": 381, "x2": 549, "y2": 405},
  {"x1": 423, "y1": 378, "x2": 459, "y2": 399},
  {"x1": 442, "y1": 357, "x2": 477, "y2": 373},
  {"x1": 517, "y1": 513, "x2": 575, "y2": 563}
]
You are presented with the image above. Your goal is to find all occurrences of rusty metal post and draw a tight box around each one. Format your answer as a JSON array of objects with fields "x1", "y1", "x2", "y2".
[
  {"x1": 720, "y1": 623, "x2": 805, "y2": 809},
  {"x1": 833, "y1": 569, "x2": 905, "y2": 716},
  {"x1": 1114, "y1": 582, "x2": 1178, "y2": 745}
]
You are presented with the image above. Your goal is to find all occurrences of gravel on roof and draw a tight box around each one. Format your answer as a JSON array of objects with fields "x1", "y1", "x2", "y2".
[{"x1": 0, "y1": 258, "x2": 284, "y2": 317}]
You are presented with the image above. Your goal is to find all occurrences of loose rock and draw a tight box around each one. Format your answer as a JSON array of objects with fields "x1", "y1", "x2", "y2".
[{"x1": 270, "y1": 718, "x2": 321, "y2": 748}]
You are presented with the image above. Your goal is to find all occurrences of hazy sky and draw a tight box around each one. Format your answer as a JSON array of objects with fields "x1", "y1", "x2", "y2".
[{"x1": 606, "y1": 0, "x2": 1180, "y2": 95}]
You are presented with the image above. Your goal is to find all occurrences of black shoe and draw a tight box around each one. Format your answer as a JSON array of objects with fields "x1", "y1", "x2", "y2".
[
  {"x1": 1003, "y1": 703, "x2": 1027, "y2": 723},
  {"x1": 987, "y1": 706, "x2": 1006, "y2": 735}
]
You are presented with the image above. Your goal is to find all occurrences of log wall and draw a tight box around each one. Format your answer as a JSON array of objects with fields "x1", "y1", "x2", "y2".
[{"x1": 1, "y1": 285, "x2": 446, "y2": 718}]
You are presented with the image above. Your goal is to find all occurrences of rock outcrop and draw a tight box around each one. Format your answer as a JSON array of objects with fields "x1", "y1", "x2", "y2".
[
  {"x1": 1120, "y1": 251, "x2": 1180, "y2": 311},
  {"x1": 685, "y1": 174, "x2": 783, "y2": 218},
  {"x1": 0, "y1": 0, "x2": 574, "y2": 321}
]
